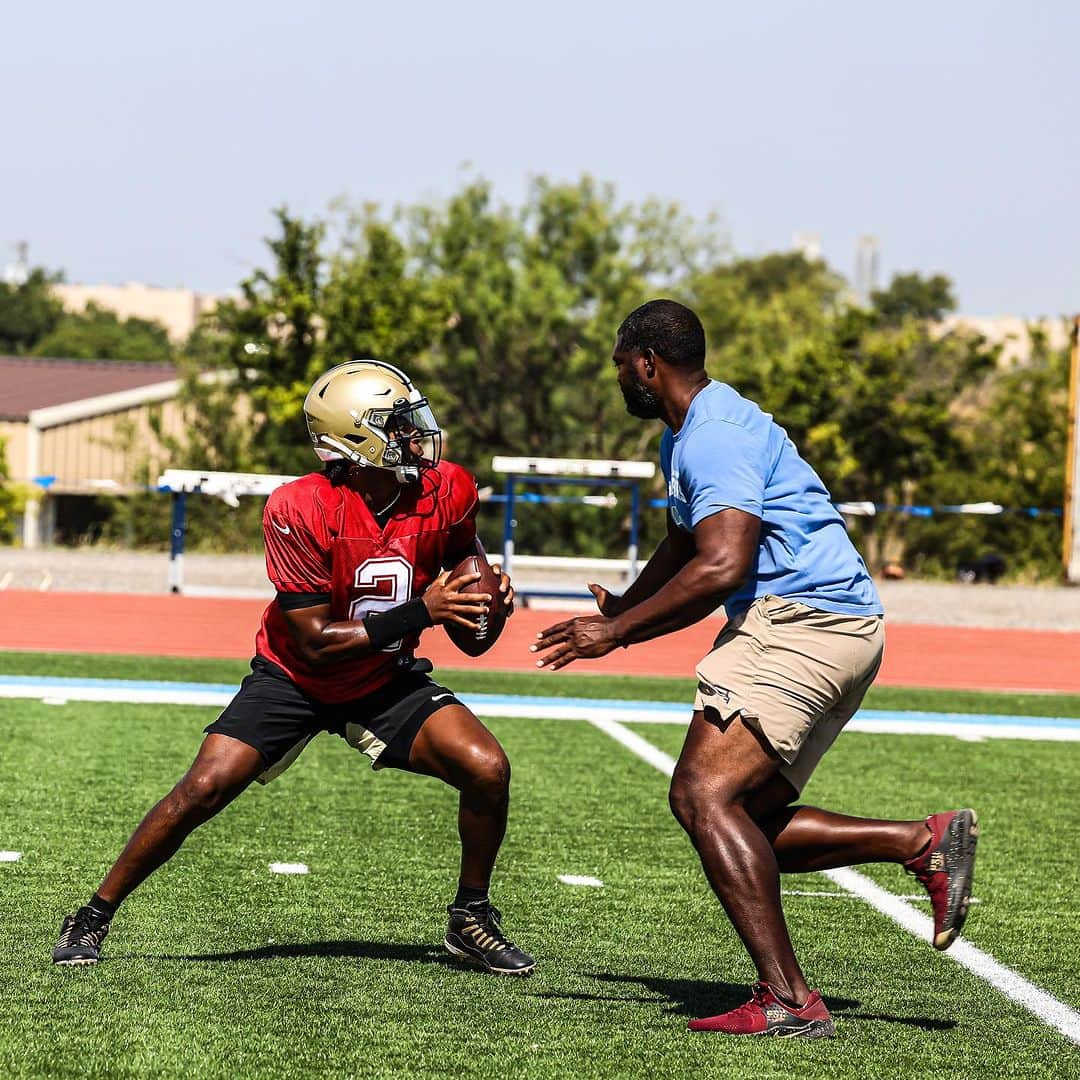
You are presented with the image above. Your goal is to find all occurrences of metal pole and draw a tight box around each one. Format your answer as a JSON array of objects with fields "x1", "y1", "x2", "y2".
[
  {"x1": 22, "y1": 423, "x2": 41, "y2": 549},
  {"x1": 501, "y1": 475, "x2": 516, "y2": 577},
  {"x1": 628, "y1": 481, "x2": 641, "y2": 581},
  {"x1": 169, "y1": 491, "x2": 187, "y2": 594},
  {"x1": 1065, "y1": 316, "x2": 1080, "y2": 583}
]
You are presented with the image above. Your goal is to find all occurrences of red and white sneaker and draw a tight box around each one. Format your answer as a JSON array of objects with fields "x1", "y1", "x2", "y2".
[
  {"x1": 688, "y1": 982, "x2": 834, "y2": 1038},
  {"x1": 904, "y1": 808, "x2": 979, "y2": 951}
]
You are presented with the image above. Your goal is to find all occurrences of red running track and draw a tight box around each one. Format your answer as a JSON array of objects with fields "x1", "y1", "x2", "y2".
[{"x1": 0, "y1": 590, "x2": 1077, "y2": 693}]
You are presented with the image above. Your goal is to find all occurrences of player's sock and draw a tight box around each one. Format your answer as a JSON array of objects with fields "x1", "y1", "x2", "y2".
[
  {"x1": 87, "y1": 894, "x2": 117, "y2": 921},
  {"x1": 771, "y1": 985, "x2": 808, "y2": 1011},
  {"x1": 453, "y1": 883, "x2": 490, "y2": 909}
]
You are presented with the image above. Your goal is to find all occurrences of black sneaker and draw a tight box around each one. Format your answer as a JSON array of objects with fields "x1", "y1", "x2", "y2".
[
  {"x1": 445, "y1": 901, "x2": 535, "y2": 976},
  {"x1": 53, "y1": 906, "x2": 111, "y2": 966}
]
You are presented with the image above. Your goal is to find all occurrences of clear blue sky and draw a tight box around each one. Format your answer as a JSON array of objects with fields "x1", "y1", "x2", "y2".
[{"x1": 5, "y1": 0, "x2": 1078, "y2": 314}]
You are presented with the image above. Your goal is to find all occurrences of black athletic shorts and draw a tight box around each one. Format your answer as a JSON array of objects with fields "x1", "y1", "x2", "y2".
[{"x1": 205, "y1": 657, "x2": 465, "y2": 784}]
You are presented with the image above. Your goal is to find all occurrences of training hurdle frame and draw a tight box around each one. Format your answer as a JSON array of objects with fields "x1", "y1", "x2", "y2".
[
  {"x1": 159, "y1": 462, "x2": 659, "y2": 598},
  {"x1": 159, "y1": 469, "x2": 298, "y2": 593},
  {"x1": 491, "y1": 457, "x2": 656, "y2": 600}
]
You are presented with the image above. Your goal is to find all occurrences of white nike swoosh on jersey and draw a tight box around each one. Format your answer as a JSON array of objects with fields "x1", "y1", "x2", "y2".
[
  {"x1": 272, "y1": 519, "x2": 291, "y2": 535},
  {"x1": 431, "y1": 693, "x2": 454, "y2": 702}
]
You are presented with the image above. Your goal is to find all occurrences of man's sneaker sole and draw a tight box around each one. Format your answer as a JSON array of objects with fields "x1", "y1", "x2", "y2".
[
  {"x1": 444, "y1": 937, "x2": 536, "y2": 977},
  {"x1": 771, "y1": 1018, "x2": 835, "y2": 1039},
  {"x1": 693, "y1": 1018, "x2": 835, "y2": 1039},
  {"x1": 936, "y1": 808, "x2": 979, "y2": 951},
  {"x1": 53, "y1": 956, "x2": 100, "y2": 967}
]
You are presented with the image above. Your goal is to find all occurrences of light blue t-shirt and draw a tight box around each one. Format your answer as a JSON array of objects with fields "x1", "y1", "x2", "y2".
[{"x1": 659, "y1": 381, "x2": 882, "y2": 618}]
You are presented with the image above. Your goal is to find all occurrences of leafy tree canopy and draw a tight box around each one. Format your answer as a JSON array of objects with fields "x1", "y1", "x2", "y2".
[{"x1": 31, "y1": 303, "x2": 174, "y2": 363}]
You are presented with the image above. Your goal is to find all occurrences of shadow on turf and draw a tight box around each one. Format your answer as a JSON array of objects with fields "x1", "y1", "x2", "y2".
[
  {"x1": 532, "y1": 974, "x2": 956, "y2": 1032},
  {"x1": 136, "y1": 940, "x2": 456, "y2": 967}
]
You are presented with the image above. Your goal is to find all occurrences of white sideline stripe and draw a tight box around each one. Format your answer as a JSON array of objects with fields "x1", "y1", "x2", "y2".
[
  {"x1": 558, "y1": 875, "x2": 604, "y2": 887},
  {"x1": 269, "y1": 862, "x2": 309, "y2": 875},
  {"x1": 587, "y1": 716, "x2": 1080, "y2": 1048},
  {"x1": 0, "y1": 851, "x2": 22, "y2": 863},
  {"x1": 2, "y1": 683, "x2": 1077, "y2": 741}
]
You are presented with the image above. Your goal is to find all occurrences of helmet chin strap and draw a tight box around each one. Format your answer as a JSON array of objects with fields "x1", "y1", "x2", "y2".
[{"x1": 316, "y1": 435, "x2": 420, "y2": 483}]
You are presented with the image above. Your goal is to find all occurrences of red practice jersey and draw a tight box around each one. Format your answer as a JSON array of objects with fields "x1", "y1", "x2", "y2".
[{"x1": 255, "y1": 461, "x2": 479, "y2": 702}]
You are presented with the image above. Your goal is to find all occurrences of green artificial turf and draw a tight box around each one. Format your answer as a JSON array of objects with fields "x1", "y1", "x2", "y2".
[{"x1": 2, "y1": 686, "x2": 1078, "y2": 1077}]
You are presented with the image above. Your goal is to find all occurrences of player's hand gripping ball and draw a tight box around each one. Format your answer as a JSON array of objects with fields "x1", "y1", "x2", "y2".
[{"x1": 443, "y1": 552, "x2": 510, "y2": 656}]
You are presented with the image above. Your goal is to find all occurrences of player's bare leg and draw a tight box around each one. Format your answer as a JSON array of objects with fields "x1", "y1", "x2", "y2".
[
  {"x1": 671, "y1": 710, "x2": 978, "y2": 1033},
  {"x1": 407, "y1": 704, "x2": 509, "y2": 888},
  {"x1": 53, "y1": 735, "x2": 264, "y2": 965},
  {"x1": 406, "y1": 704, "x2": 534, "y2": 975}
]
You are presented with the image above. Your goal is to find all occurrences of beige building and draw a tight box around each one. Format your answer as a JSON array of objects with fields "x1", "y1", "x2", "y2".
[
  {"x1": 53, "y1": 282, "x2": 221, "y2": 343},
  {"x1": 0, "y1": 357, "x2": 189, "y2": 547},
  {"x1": 939, "y1": 315, "x2": 1072, "y2": 365}
]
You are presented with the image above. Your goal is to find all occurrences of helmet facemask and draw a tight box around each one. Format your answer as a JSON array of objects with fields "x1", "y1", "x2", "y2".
[{"x1": 364, "y1": 399, "x2": 442, "y2": 481}]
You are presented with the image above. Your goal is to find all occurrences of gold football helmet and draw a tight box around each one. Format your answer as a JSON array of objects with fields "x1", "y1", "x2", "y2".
[{"x1": 303, "y1": 360, "x2": 442, "y2": 483}]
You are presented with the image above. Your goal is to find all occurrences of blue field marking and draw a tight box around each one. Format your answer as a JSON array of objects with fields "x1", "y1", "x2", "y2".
[
  {"x1": 453, "y1": 693, "x2": 1080, "y2": 731},
  {"x1": 1, "y1": 675, "x2": 1078, "y2": 732},
  {"x1": 0, "y1": 674, "x2": 240, "y2": 694},
  {"x1": 858, "y1": 709, "x2": 1080, "y2": 731}
]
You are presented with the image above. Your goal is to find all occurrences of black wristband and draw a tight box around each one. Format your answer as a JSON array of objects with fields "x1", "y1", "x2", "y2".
[{"x1": 363, "y1": 598, "x2": 433, "y2": 650}]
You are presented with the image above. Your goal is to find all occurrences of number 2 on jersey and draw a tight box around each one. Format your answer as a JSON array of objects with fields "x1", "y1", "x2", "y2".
[{"x1": 349, "y1": 557, "x2": 415, "y2": 652}]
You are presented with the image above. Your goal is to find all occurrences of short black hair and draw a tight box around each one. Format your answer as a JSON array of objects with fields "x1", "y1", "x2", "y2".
[{"x1": 616, "y1": 299, "x2": 706, "y2": 370}]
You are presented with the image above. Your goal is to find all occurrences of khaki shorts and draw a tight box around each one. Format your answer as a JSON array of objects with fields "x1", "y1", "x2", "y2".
[{"x1": 694, "y1": 595, "x2": 885, "y2": 794}]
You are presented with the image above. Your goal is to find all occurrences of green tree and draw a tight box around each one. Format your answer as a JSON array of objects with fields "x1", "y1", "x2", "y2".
[
  {"x1": 691, "y1": 256, "x2": 995, "y2": 571},
  {"x1": 408, "y1": 176, "x2": 719, "y2": 556},
  {"x1": 322, "y1": 209, "x2": 448, "y2": 369},
  {"x1": 209, "y1": 207, "x2": 326, "y2": 475},
  {"x1": 31, "y1": 302, "x2": 174, "y2": 362},
  {"x1": 871, "y1": 271, "x2": 956, "y2": 325},
  {"x1": 0, "y1": 268, "x2": 63, "y2": 353},
  {"x1": 0, "y1": 437, "x2": 25, "y2": 544},
  {"x1": 903, "y1": 322, "x2": 1070, "y2": 578}
]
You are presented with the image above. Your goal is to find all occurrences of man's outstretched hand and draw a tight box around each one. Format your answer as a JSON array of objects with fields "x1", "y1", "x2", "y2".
[{"x1": 530, "y1": 613, "x2": 620, "y2": 670}]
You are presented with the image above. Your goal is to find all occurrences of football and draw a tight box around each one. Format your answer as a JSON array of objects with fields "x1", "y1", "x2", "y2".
[{"x1": 444, "y1": 551, "x2": 507, "y2": 657}]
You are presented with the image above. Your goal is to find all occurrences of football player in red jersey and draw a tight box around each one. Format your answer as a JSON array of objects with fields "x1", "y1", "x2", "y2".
[{"x1": 53, "y1": 360, "x2": 535, "y2": 976}]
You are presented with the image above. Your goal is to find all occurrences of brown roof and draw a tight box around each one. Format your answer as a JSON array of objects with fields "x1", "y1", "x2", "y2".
[{"x1": 0, "y1": 356, "x2": 179, "y2": 421}]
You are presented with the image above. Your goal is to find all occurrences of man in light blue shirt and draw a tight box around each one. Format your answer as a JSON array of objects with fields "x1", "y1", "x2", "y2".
[
  {"x1": 660, "y1": 378, "x2": 882, "y2": 620},
  {"x1": 533, "y1": 299, "x2": 977, "y2": 1038}
]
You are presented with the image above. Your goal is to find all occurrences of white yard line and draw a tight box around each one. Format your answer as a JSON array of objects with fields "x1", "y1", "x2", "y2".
[
  {"x1": 587, "y1": 716, "x2": 1080, "y2": 1048},
  {"x1": 589, "y1": 716, "x2": 679, "y2": 773},
  {"x1": 824, "y1": 867, "x2": 1080, "y2": 1046},
  {"x1": 0, "y1": 851, "x2": 22, "y2": 863},
  {"x1": 558, "y1": 875, "x2": 604, "y2": 887},
  {"x1": 268, "y1": 862, "x2": 309, "y2": 875}
]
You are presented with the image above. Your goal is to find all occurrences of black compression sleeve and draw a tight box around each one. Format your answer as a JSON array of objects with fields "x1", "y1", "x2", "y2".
[
  {"x1": 363, "y1": 598, "x2": 433, "y2": 650},
  {"x1": 276, "y1": 591, "x2": 331, "y2": 611}
]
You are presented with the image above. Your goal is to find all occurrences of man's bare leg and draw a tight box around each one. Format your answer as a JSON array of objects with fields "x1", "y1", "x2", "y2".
[
  {"x1": 670, "y1": 710, "x2": 976, "y2": 1010},
  {"x1": 669, "y1": 711, "x2": 811, "y2": 1002},
  {"x1": 749, "y1": 781, "x2": 930, "y2": 873}
]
